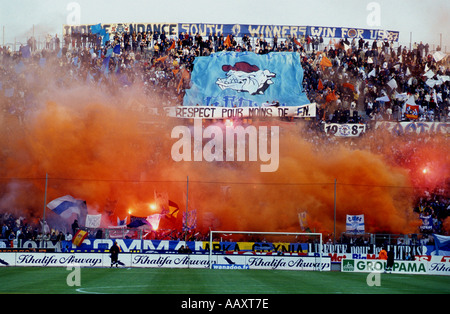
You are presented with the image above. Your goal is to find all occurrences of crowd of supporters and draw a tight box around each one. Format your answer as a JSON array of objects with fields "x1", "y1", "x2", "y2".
[
  {"x1": 11, "y1": 30, "x2": 450, "y2": 123},
  {"x1": 0, "y1": 214, "x2": 72, "y2": 248},
  {"x1": 0, "y1": 29, "x2": 449, "y2": 244}
]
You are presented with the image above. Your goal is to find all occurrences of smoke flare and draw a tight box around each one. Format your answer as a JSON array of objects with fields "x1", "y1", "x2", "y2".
[{"x1": 1, "y1": 63, "x2": 446, "y2": 236}]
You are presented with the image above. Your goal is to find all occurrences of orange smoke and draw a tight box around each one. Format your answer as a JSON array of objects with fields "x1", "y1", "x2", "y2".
[
  {"x1": 185, "y1": 124, "x2": 418, "y2": 235},
  {"x1": 1, "y1": 70, "x2": 444, "y2": 236}
]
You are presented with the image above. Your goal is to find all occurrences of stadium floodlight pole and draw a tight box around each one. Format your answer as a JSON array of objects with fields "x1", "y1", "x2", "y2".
[
  {"x1": 409, "y1": 32, "x2": 412, "y2": 50},
  {"x1": 43, "y1": 173, "x2": 48, "y2": 223},
  {"x1": 334, "y1": 178, "x2": 336, "y2": 244}
]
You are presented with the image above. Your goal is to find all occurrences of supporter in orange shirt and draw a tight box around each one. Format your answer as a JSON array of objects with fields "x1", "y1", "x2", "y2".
[{"x1": 378, "y1": 247, "x2": 388, "y2": 260}]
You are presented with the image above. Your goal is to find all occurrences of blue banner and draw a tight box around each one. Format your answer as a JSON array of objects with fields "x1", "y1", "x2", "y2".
[
  {"x1": 65, "y1": 23, "x2": 400, "y2": 42},
  {"x1": 183, "y1": 51, "x2": 310, "y2": 107},
  {"x1": 178, "y1": 23, "x2": 399, "y2": 42},
  {"x1": 1, "y1": 239, "x2": 436, "y2": 258}
]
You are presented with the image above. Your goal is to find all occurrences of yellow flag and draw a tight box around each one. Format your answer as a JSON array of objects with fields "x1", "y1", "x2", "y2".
[{"x1": 72, "y1": 230, "x2": 87, "y2": 246}]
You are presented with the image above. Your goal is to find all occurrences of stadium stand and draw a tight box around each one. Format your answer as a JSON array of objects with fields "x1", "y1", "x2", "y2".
[{"x1": 0, "y1": 28, "x2": 449, "y2": 248}]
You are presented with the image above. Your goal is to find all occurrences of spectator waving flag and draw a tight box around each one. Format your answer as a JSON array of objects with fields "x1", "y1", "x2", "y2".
[
  {"x1": 47, "y1": 195, "x2": 85, "y2": 220},
  {"x1": 432, "y1": 51, "x2": 447, "y2": 63},
  {"x1": 127, "y1": 216, "x2": 150, "y2": 228},
  {"x1": 167, "y1": 200, "x2": 180, "y2": 218},
  {"x1": 183, "y1": 51, "x2": 310, "y2": 107},
  {"x1": 85, "y1": 214, "x2": 102, "y2": 228},
  {"x1": 320, "y1": 55, "x2": 332, "y2": 69},
  {"x1": 146, "y1": 214, "x2": 162, "y2": 231},
  {"x1": 403, "y1": 95, "x2": 420, "y2": 119},
  {"x1": 433, "y1": 234, "x2": 450, "y2": 255},
  {"x1": 224, "y1": 35, "x2": 232, "y2": 48},
  {"x1": 72, "y1": 229, "x2": 88, "y2": 246},
  {"x1": 117, "y1": 216, "x2": 128, "y2": 226},
  {"x1": 346, "y1": 214, "x2": 365, "y2": 234},
  {"x1": 102, "y1": 33, "x2": 110, "y2": 46},
  {"x1": 90, "y1": 23, "x2": 102, "y2": 34}
]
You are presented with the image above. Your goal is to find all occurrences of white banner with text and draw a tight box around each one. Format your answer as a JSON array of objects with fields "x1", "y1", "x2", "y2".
[
  {"x1": 0, "y1": 252, "x2": 330, "y2": 271},
  {"x1": 341, "y1": 257, "x2": 450, "y2": 275},
  {"x1": 164, "y1": 104, "x2": 316, "y2": 119}
]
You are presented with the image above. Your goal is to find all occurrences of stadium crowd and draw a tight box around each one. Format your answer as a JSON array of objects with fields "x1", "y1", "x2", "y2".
[
  {"x1": 0, "y1": 28, "x2": 449, "y2": 245},
  {"x1": 3, "y1": 30, "x2": 450, "y2": 124}
]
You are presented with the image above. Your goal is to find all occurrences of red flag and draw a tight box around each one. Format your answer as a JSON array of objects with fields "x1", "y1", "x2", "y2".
[
  {"x1": 166, "y1": 200, "x2": 180, "y2": 219},
  {"x1": 343, "y1": 82, "x2": 355, "y2": 91},
  {"x1": 293, "y1": 37, "x2": 302, "y2": 47},
  {"x1": 155, "y1": 55, "x2": 168, "y2": 63},
  {"x1": 403, "y1": 96, "x2": 419, "y2": 120},
  {"x1": 224, "y1": 35, "x2": 232, "y2": 48},
  {"x1": 318, "y1": 79, "x2": 324, "y2": 91},
  {"x1": 326, "y1": 90, "x2": 338, "y2": 103},
  {"x1": 168, "y1": 40, "x2": 176, "y2": 50},
  {"x1": 72, "y1": 230, "x2": 88, "y2": 246},
  {"x1": 320, "y1": 56, "x2": 332, "y2": 69}
]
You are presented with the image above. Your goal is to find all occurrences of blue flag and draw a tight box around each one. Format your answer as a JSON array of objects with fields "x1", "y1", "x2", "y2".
[
  {"x1": 102, "y1": 33, "x2": 110, "y2": 45},
  {"x1": 127, "y1": 216, "x2": 149, "y2": 228},
  {"x1": 433, "y1": 234, "x2": 450, "y2": 255},
  {"x1": 117, "y1": 217, "x2": 128, "y2": 226},
  {"x1": 90, "y1": 23, "x2": 102, "y2": 34},
  {"x1": 183, "y1": 51, "x2": 310, "y2": 107},
  {"x1": 47, "y1": 195, "x2": 85, "y2": 220},
  {"x1": 113, "y1": 44, "x2": 121, "y2": 54}
]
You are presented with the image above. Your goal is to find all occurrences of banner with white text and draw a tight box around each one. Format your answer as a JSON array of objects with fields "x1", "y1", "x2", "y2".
[
  {"x1": 164, "y1": 103, "x2": 316, "y2": 119},
  {"x1": 0, "y1": 252, "x2": 331, "y2": 271},
  {"x1": 341, "y1": 258, "x2": 450, "y2": 276},
  {"x1": 64, "y1": 23, "x2": 399, "y2": 42},
  {"x1": 324, "y1": 123, "x2": 366, "y2": 137}
]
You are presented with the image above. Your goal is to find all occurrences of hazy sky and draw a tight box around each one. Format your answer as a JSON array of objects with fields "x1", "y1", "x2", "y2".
[{"x1": 1, "y1": 0, "x2": 449, "y2": 49}]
